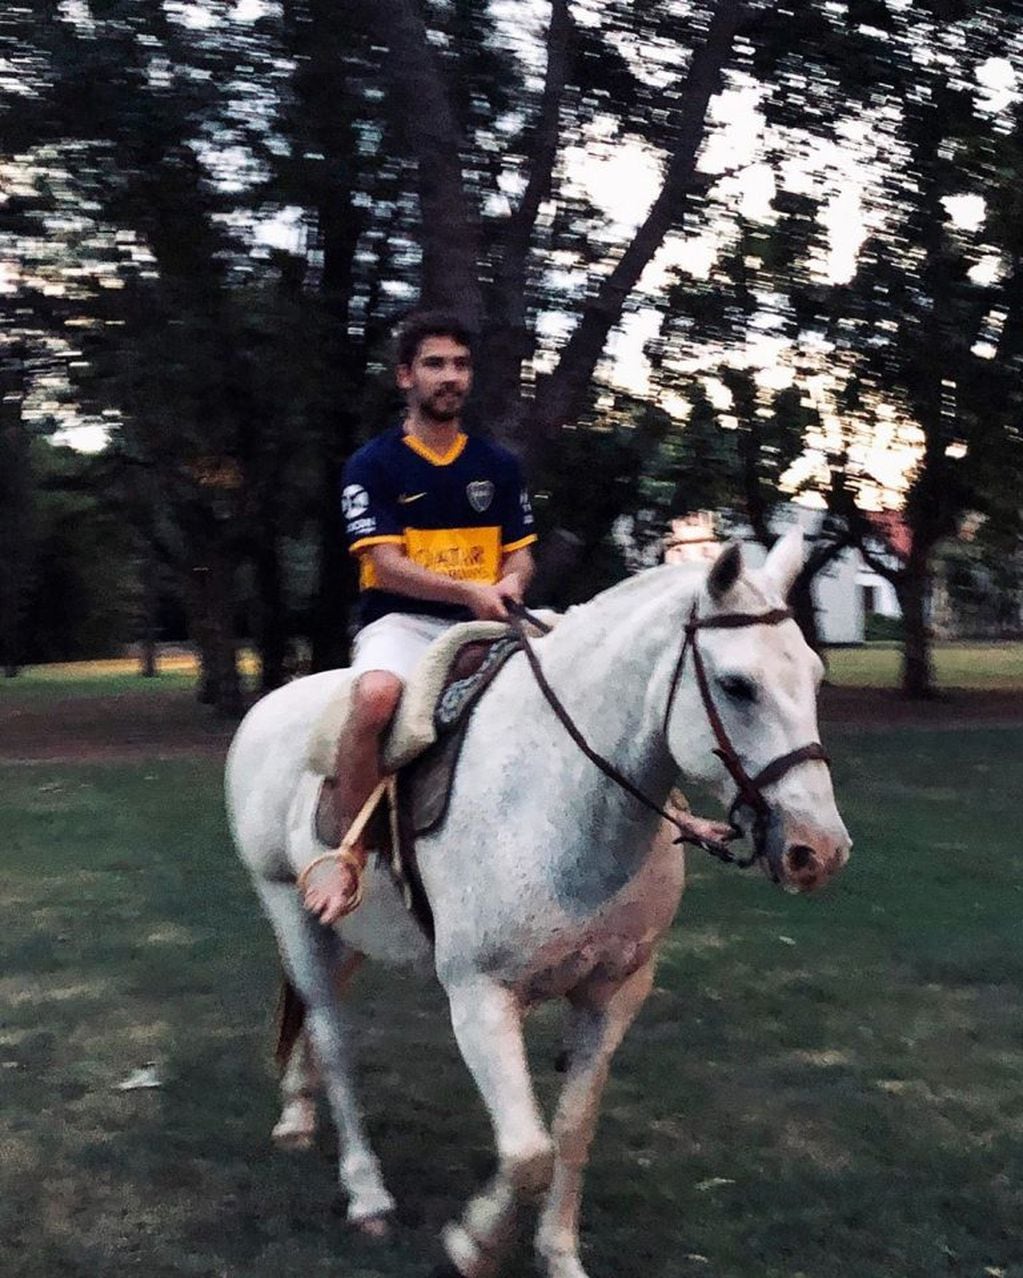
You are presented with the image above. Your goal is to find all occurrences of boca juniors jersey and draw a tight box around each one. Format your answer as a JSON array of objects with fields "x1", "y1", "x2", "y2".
[{"x1": 342, "y1": 426, "x2": 537, "y2": 626}]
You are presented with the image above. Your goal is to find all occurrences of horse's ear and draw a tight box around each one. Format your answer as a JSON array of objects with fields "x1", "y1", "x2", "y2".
[
  {"x1": 707, "y1": 541, "x2": 743, "y2": 601},
  {"x1": 763, "y1": 526, "x2": 804, "y2": 597}
]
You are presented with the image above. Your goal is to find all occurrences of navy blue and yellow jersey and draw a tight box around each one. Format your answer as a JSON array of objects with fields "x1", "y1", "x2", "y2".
[{"x1": 342, "y1": 426, "x2": 537, "y2": 626}]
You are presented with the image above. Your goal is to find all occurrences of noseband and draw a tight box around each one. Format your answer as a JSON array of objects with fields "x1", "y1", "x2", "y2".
[
  {"x1": 663, "y1": 603, "x2": 830, "y2": 868},
  {"x1": 507, "y1": 599, "x2": 829, "y2": 872}
]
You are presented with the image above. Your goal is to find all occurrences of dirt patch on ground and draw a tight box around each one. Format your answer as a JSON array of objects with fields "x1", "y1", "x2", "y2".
[
  {"x1": 819, "y1": 684, "x2": 1023, "y2": 729},
  {"x1": 1, "y1": 683, "x2": 1021, "y2": 764},
  {"x1": 0, "y1": 691, "x2": 240, "y2": 763}
]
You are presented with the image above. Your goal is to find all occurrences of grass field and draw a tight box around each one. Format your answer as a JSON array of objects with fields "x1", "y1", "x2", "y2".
[
  {"x1": 3, "y1": 723, "x2": 1022, "y2": 1277},
  {"x1": 825, "y1": 642, "x2": 1023, "y2": 690},
  {"x1": 3, "y1": 640, "x2": 1021, "y2": 698},
  {"x1": 0, "y1": 655, "x2": 254, "y2": 702}
]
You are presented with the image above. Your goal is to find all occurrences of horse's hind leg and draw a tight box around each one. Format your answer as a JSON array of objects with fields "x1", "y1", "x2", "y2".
[
  {"x1": 440, "y1": 978, "x2": 554, "y2": 1277},
  {"x1": 272, "y1": 1025, "x2": 319, "y2": 1151},
  {"x1": 535, "y1": 961, "x2": 655, "y2": 1278},
  {"x1": 256, "y1": 880, "x2": 395, "y2": 1230}
]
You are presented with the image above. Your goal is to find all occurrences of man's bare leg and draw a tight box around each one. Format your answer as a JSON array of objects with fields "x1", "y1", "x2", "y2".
[{"x1": 303, "y1": 671, "x2": 403, "y2": 926}]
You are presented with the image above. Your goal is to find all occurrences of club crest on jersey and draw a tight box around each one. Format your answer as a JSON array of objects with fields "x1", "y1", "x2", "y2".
[{"x1": 466, "y1": 480, "x2": 494, "y2": 513}]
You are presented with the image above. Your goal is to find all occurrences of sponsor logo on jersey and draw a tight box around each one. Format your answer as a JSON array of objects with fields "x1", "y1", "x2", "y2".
[
  {"x1": 406, "y1": 526, "x2": 501, "y2": 582},
  {"x1": 342, "y1": 484, "x2": 370, "y2": 520},
  {"x1": 398, "y1": 491, "x2": 427, "y2": 504},
  {"x1": 467, "y1": 480, "x2": 495, "y2": 513}
]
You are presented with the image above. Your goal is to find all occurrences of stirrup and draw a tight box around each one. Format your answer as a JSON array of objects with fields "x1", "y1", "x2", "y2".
[
  {"x1": 296, "y1": 844, "x2": 367, "y2": 918},
  {"x1": 296, "y1": 778, "x2": 391, "y2": 919}
]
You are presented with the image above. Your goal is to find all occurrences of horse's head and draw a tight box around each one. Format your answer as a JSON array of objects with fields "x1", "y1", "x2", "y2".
[{"x1": 664, "y1": 529, "x2": 851, "y2": 893}]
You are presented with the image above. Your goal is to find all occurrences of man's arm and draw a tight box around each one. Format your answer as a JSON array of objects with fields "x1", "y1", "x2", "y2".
[
  {"x1": 366, "y1": 543, "x2": 512, "y2": 621},
  {"x1": 498, "y1": 545, "x2": 536, "y2": 603}
]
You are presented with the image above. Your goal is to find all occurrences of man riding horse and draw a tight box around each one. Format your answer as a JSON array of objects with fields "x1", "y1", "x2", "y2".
[{"x1": 302, "y1": 311, "x2": 732, "y2": 924}]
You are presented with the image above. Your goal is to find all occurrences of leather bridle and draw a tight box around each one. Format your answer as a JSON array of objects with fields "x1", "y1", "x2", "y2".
[
  {"x1": 663, "y1": 601, "x2": 830, "y2": 870},
  {"x1": 506, "y1": 599, "x2": 829, "y2": 875}
]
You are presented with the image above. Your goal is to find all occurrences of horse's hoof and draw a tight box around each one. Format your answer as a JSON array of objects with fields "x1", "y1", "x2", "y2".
[
  {"x1": 270, "y1": 1124, "x2": 315, "y2": 1151},
  {"x1": 351, "y1": 1212, "x2": 394, "y2": 1242},
  {"x1": 439, "y1": 1222, "x2": 499, "y2": 1278}
]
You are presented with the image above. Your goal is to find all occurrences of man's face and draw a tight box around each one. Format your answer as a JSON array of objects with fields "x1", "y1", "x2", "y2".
[{"x1": 397, "y1": 335, "x2": 473, "y2": 424}]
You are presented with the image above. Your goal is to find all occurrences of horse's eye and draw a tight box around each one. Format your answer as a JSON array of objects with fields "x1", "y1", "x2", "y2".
[{"x1": 718, "y1": 675, "x2": 757, "y2": 703}]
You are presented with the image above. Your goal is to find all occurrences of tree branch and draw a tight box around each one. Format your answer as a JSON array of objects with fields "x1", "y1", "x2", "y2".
[
  {"x1": 478, "y1": 0, "x2": 571, "y2": 438},
  {"x1": 508, "y1": 0, "x2": 571, "y2": 250},
  {"x1": 529, "y1": 0, "x2": 746, "y2": 462}
]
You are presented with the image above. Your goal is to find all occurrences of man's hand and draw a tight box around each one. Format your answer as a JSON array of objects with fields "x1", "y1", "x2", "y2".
[
  {"x1": 497, "y1": 571, "x2": 524, "y2": 604},
  {"x1": 462, "y1": 581, "x2": 511, "y2": 621}
]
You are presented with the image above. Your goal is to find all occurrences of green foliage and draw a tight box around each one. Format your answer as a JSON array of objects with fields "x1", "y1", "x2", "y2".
[
  {"x1": 4, "y1": 0, "x2": 1022, "y2": 694},
  {"x1": 863, "y1": 611, "x2": 904, "y2": 643},
  {"x1": 19, "y1": 444, "x2": 140, "y2": 661}
]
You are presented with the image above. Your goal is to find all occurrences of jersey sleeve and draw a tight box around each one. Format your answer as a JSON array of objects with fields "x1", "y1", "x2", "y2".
[
  {"x1": 496, "y1": 452, "x2": 538, "y2": 553},
  {"x1": 342, "y1": 446, "x2": 405, "y2": 555}
]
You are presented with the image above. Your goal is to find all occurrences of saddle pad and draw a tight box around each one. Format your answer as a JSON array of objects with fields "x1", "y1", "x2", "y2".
[{"x1": 306, "y1": 616, "x2": 558, "y2": 777}]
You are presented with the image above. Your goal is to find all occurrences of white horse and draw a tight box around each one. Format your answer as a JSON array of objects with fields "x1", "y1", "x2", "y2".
[{"x1": 225, "y1": 531, "x2": 851, "y2": 1278}]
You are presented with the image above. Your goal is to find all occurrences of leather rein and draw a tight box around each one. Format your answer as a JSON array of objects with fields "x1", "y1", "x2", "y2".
[{"x1": 506, "y1": 599, "x2": 829, "y2": 873}]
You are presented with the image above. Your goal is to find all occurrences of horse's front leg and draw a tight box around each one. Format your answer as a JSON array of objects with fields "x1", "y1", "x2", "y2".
[
  {"x1": 256, "y1": 881, "x2": 395, "y2": 1232},
  {"x1": 440, "y1": 978, "x2": 555, "y2": 1278},
  {"x1": 535, "y1": 960, "x2": 655, "y2": 1278}
]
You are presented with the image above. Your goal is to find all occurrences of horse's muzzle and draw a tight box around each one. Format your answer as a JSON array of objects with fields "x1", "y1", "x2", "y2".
[
  {"x1": 778, "y1": 817, "x2": 850, "y2": 893},
  {"x1": 750, "y1": 808, "x2": 849, "y2": 893}
]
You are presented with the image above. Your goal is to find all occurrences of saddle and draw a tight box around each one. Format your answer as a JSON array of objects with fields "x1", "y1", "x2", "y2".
[{"x1": 306, "y1": 614, "x2": 558, "y2": 937}]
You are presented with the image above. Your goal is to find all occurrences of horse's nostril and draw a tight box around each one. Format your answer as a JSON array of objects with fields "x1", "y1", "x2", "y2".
[{"x1": 786, "y1": 844, "x2": 814, "y2": 872}]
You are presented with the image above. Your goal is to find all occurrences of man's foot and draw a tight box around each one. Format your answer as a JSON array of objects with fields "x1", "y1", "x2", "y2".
[
  {"x1": 303, "y1": 854, "x2": 364, "y2": 926},
  {"x1": 670, "y1": 812, "x2": 736, "y2": 853},
  {"x1": 675, "y1": 812, "x2": 735, "y2": 848}
]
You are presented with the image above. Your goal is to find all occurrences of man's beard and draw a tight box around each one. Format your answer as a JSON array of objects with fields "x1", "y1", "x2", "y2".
[{"x1": 421, "y1": 390, "x2": 464, "y2": 422}]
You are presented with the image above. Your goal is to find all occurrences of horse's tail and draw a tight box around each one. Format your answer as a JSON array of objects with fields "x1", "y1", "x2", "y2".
[{"x1": 274, "y1": 976, "x2": 306, "y2": 1073}]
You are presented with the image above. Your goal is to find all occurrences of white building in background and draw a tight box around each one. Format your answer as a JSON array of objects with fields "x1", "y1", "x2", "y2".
[{"x1": 665, "y1": 506, "x2": 900, "y2": 644}]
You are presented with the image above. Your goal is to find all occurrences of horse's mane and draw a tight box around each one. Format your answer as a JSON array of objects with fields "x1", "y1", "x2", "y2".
[
  {"x1": 547, "y1": 553, "x2": 775, "y2": 645},
  {"x1": 548, "y1": 560, "x2": 704, "y2": 641}
]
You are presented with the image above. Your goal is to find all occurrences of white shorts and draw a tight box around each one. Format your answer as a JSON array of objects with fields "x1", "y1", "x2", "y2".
[{"x1": 349, "y1": 612, "x2": 457, "y2": 682}]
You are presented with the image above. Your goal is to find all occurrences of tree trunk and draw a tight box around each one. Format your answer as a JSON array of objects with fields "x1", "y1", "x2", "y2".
[
  {"x1": 355, "y1": 0, "x2": 484, "y2": 326},
  {"x1": 186, "y1": 551, "x2": 242, "y2": 716},
  {"x1": 895, "y1": 559, "x2": 936, "y2": 699},
  {"x1": 788, "y1": 572, "x2": 822, "y2": 654},
  {"x1": 254, "y1": 508, "x2": 288, "y2": 694},
  {"x1": 139, "y1": 541, "x2": 159, "y2": 678},
  {"x1": 787, "y1": 534, "x2": 855, "y2": 657},
  {"x1": 310, "y1": 451, "x2": 359, "y2": 672},
  {"x1": 0, "y1": 346, "x2": 30, "y2": 678}
]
